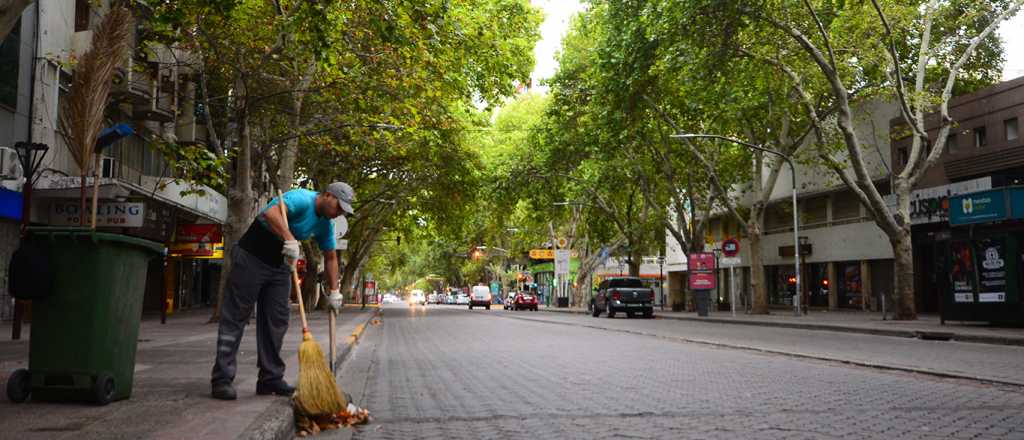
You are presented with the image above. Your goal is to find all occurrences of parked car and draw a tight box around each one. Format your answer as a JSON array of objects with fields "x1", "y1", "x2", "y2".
[
  {"x1": 503, "y1": 292, "x2": 517, "y2": 310},
  {"x1": 427, "y1": 293, "x2": 438, "y2": 304},
  {"x1": 591, "y1": 277, "x2": 654, "y2": 319},
  {"x1": 455, "y1": 294, "x2": 470, "y2": 305},
  {"x1": 469, "y1": 285, "x2": 492, "y2": 310},
  {"x1": 513, "y1": 292, "x2": 538, "y2": 311},
  {"x1": 409, "y1": 289, "x2": 426, "y2": 306}
]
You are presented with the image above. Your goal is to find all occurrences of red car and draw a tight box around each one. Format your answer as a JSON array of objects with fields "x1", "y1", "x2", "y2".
[{"x1": 513, "y1": 292, "x2": 538, "y2": 311}]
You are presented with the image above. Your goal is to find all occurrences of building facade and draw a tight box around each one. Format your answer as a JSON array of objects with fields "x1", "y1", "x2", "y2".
[
  {"x1": 891, "y1": 75, "x2": 1024, "y2": 317},
  {"x1": 0, "y1": 0, "x2": 226, "y2": 322},
  {"x1": 665, "y1": 100, "x2": 901, "y2": 314}
]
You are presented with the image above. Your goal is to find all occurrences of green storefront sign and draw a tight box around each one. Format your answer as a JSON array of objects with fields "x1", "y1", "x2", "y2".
[{"x1": 949, "y1": 189, "x2": 1009, "y2": 225}]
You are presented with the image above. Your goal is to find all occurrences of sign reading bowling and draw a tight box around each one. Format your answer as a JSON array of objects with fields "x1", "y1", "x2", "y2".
[{"x1": 50, "y1": 201, "x2": 144, "y2": 227}]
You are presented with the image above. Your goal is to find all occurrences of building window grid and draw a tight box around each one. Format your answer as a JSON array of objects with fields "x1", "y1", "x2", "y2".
[{"x1": 1006, "y1": 118, "x2": 1019, "y2": 142}]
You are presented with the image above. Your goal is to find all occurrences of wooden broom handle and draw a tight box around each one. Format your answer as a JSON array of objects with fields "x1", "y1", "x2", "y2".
[{"x1": 277, "y1": 191, "x2": 309, "y2": 333}]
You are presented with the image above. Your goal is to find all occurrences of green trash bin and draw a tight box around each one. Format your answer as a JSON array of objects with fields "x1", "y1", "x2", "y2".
[{"x1": 8, "y1": 227, "x2": 163, "y2": 405}]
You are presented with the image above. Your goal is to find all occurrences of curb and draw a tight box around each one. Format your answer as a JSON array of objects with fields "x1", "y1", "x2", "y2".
[
  {"x1": 508, "y1": 313, "x2": 1024, "y2": 388},
  {"x1": 243, "y1": 309, "x2": 381, "y2": 440},
  {"x1": 537, "y1": 307, "x2": 1024, "y2": 347}
]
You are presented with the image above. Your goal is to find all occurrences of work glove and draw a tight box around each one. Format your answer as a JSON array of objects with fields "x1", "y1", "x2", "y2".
[
  {"x1": 282, "y1": 240, "x2": 300, "y2": 266},
  {"x1": 328, "y1": 290, "x2": 344, "y2": 311}
]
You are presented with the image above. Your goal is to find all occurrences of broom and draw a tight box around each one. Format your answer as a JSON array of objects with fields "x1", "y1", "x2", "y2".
[{"x1": 277, "y1": 191, "x2": 347, "y2": 416}]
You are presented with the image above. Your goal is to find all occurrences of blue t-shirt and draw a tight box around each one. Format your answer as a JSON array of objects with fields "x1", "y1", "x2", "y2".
[{"x1": 260, "y1": 189, "x2": 336, "y2": 251}]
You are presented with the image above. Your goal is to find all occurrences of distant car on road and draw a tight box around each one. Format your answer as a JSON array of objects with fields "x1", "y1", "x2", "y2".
[
  {"x1": 409, "y1": 290, "x2": 426, "y2": 306},
  {"x1": 469, "y1": 285, "x2": 492, "y2": 310},
  {"x1": 455, "y1": 294, "x2": 469, "y2": 305},
  {"x1": 428, "y1": 293, "x2": 439, "y2": 304},
  {"x1": 513, "y1": 292, "x2": 538, "y2": 311},
  {"x1": 591, "y1": 277, "x2": 654, "y2": 319},
  {"x1": 503, "y1": 292, "x2": 517, "y2": 310}
]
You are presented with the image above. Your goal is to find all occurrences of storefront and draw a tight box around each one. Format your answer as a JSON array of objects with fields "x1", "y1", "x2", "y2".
[
  {"x1": 166, "y1": 224, "x2": 224, "y2": 313},
  {"x1": 901, "y1": 177, "x2": 992, "y2": 313},
  {"x1": 944, "y1": 187, "x2": 1024, "y2": 323}
]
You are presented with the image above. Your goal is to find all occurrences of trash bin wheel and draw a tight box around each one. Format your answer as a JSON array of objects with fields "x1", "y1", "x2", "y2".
[
  {"x1": 6, "y1": 368, "x2": 30, "y2": 403},
  {"x1": 93, "y1": 374, "x2": 115, "y2": 405}
]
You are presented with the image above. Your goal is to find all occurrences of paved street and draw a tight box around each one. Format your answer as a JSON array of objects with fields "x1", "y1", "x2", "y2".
[
  {"x1": 337, "y1": 304, "x2": 1024, "y2": 440},
  {"x1": 0, "y1": 306, "x2": 375, "y2": 440}
]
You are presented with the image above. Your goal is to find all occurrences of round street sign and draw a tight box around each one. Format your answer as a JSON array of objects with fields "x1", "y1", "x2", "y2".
[
  {"x1": 557, "y1": 237, "x2": 568, "y2": 249},
  {"x1": 722, "y1": 238, "x2": 740, "y2": 257}
]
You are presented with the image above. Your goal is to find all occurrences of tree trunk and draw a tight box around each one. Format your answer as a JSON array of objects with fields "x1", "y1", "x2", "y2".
[
  {"x1": 210, "y1": 82, "x2": 254, "y2": 323},
  {"x1": 892, "y1": 228, "x2": 916, "y2": 320},
  {"x1": 748, "y1": 222, "x2": 768, "y2": 314}
]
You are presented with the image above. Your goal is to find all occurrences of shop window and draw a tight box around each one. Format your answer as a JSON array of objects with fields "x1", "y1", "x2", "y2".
[
  {"x1": 946, "y1": 133, "x2": 959, "y2": 154},
  {"x1": 1006, "y1": 118, "x2": 1019, "y2": 142},
  {"x1": 974, "y1": 126, "x2": 987, "y2": 148},
  {"x1": 708, "y1": 218, "x2": 720, "y2": 243},
  {"x1": 838, "y1": 262, "x2": 862, "y2": 308},
  {"x1": 0, "y1": 18, "x2": 20, "y2": 110},
  {"x1": 831, "y1": 191, "x2": 861, "y2": 221},
  {"x1": 802, "y1": 196, "x2": 828, "y2": 227}
]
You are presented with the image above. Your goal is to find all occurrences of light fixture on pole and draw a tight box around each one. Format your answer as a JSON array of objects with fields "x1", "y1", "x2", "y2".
[{"x1": 671, "y1": 133, "x2": 802, "y2": 316}]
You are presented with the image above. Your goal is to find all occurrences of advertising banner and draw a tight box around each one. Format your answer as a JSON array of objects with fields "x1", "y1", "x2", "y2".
[
  {"x1": 975, "y1": 237, "x2": 1008, "y2": 303},
  {"x1": 950, "y1": 242, "x2": 975, "y2": 303},
  {"x1": 687, "y1": 252, "x2": 717, "y2": 290}
]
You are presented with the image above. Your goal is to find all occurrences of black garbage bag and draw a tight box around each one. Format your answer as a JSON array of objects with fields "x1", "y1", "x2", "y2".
[{"x1": 9, "y1": 240, "x2": 53, "y2": 300}]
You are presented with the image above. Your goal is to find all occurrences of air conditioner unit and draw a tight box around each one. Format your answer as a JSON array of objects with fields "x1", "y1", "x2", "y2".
[
  {"x1": 0, "y1": 147, "x2": 24, "y2": 181},
  {"x1": 101, "y1": 156, "x2": 118, "y2": 179},
  {"x1": 0, "y1": 147, "x2": 24, "y2": 192}
]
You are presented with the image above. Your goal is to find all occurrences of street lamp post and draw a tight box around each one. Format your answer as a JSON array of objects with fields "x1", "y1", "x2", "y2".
[
  {"x1": 671, "y1": 133, "x2": 802, "y2": 316},
  {"x1": 657, "y1": 254, "x2": 666, "y2": 311}
]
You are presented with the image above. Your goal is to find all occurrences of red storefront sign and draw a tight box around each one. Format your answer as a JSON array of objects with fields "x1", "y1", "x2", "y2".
[
  {"x1": 687, "y1": 252, "x2": 717, "y2": 290},
  {"x1": 175, "y1": 224, "x2": 223, "y2": 243}
]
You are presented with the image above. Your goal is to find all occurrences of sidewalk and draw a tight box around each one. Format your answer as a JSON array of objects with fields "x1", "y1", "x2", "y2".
[
  {"x1": 0, "y1": 305, "x2": 376, "y2": 440},
  {"x1": 538, "y1": 305, "x2": 1024, "y2": 346}
]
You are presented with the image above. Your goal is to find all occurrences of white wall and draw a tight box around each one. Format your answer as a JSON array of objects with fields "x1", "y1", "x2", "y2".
[{"x1": 768, "y1": 100, "x2": 899, "y2": 200}]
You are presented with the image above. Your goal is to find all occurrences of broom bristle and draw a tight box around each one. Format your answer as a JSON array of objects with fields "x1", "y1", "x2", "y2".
[{"x1": 294, "y1": 332, "x2": 347, "y2": 416}]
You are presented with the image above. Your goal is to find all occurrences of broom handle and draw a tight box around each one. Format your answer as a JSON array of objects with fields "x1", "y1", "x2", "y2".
[{"x1": 277, "y1": 190, "x2": 310, "y2": 333}]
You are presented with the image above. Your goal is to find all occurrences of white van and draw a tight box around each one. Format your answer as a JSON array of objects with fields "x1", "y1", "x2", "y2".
[{"x1": 469, "y1": 285, "x2": 492, "y2": 310}]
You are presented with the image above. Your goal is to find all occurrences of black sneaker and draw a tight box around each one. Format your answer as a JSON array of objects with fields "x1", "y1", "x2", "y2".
[
  {"x1": 256, "y1": 381, "x2": 295, "y2": 396},
  {"x1": 212, "y1": 383, "x2": 237, "y2": 400}
]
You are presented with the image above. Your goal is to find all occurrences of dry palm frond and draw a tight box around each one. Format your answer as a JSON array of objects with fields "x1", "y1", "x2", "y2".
[{"x1": 58, "y1": 6, "x2": 134, "y2": 175}]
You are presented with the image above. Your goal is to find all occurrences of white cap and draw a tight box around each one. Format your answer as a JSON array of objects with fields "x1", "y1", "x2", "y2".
[{"x1": 326, "y1": 182, "x2": 355, "y2": 215}]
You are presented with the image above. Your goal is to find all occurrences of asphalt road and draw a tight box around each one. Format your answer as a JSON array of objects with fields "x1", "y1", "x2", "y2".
[{"x1": 336, "y1": 303, "x2": 1024, "y2": 440}]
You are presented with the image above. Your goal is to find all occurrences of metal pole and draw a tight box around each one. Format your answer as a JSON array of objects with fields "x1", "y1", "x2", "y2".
[
  {"x1": 730, "y1": 263, "x2": 736, "y2": 317},
  {"x1": 790, "y1": 166, "x2": 802, "y2": 317},
  {"x1": 659, "y1": 261, "x2": 664, "y2": 311}
]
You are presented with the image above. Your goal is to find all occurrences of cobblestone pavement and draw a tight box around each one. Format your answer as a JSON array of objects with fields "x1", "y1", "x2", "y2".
[
  {"x1": 339, "y1": 304, "x2": 1024, "y2": 440},
  {"x1": 515, "y1": 309, "x2": 1024, "y2": 386}
]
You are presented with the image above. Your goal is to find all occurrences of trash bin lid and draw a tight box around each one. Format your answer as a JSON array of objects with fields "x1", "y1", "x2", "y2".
[{"x1": 27, "y1": 227, "x2": 165, "y2": 255}]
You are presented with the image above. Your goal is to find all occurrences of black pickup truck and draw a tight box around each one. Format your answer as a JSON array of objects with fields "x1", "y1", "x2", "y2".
[{"x1": 591, "y1": 277, "x2": 654, "y2": 319}]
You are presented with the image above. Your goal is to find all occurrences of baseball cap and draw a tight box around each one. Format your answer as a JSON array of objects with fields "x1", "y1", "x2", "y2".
[{"x1": 326, "y1": 182, "x2": 355, "y2": 215}]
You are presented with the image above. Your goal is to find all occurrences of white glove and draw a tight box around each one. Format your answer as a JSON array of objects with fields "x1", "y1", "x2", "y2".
[
  {"x1": 282, "y1": 240, "x2": 300, "y2": 265},
  {"x1": 329, "y1": 290, "x2": 344, "y2": 311}
]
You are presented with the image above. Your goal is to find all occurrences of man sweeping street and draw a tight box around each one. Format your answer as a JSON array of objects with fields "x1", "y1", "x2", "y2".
[{"x1": 211, "y1": 182, "x2": 354, "y2": 400}]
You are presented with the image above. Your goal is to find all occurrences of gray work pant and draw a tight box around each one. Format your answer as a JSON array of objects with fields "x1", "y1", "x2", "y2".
[{"x1": 211, "y1": 246, "x2": 291, "y2": 386}]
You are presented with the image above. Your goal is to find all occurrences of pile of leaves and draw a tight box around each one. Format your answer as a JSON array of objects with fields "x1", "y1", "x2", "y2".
[{"x1": 296, "y1": 402, "x2": 371, "y2": 437}]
